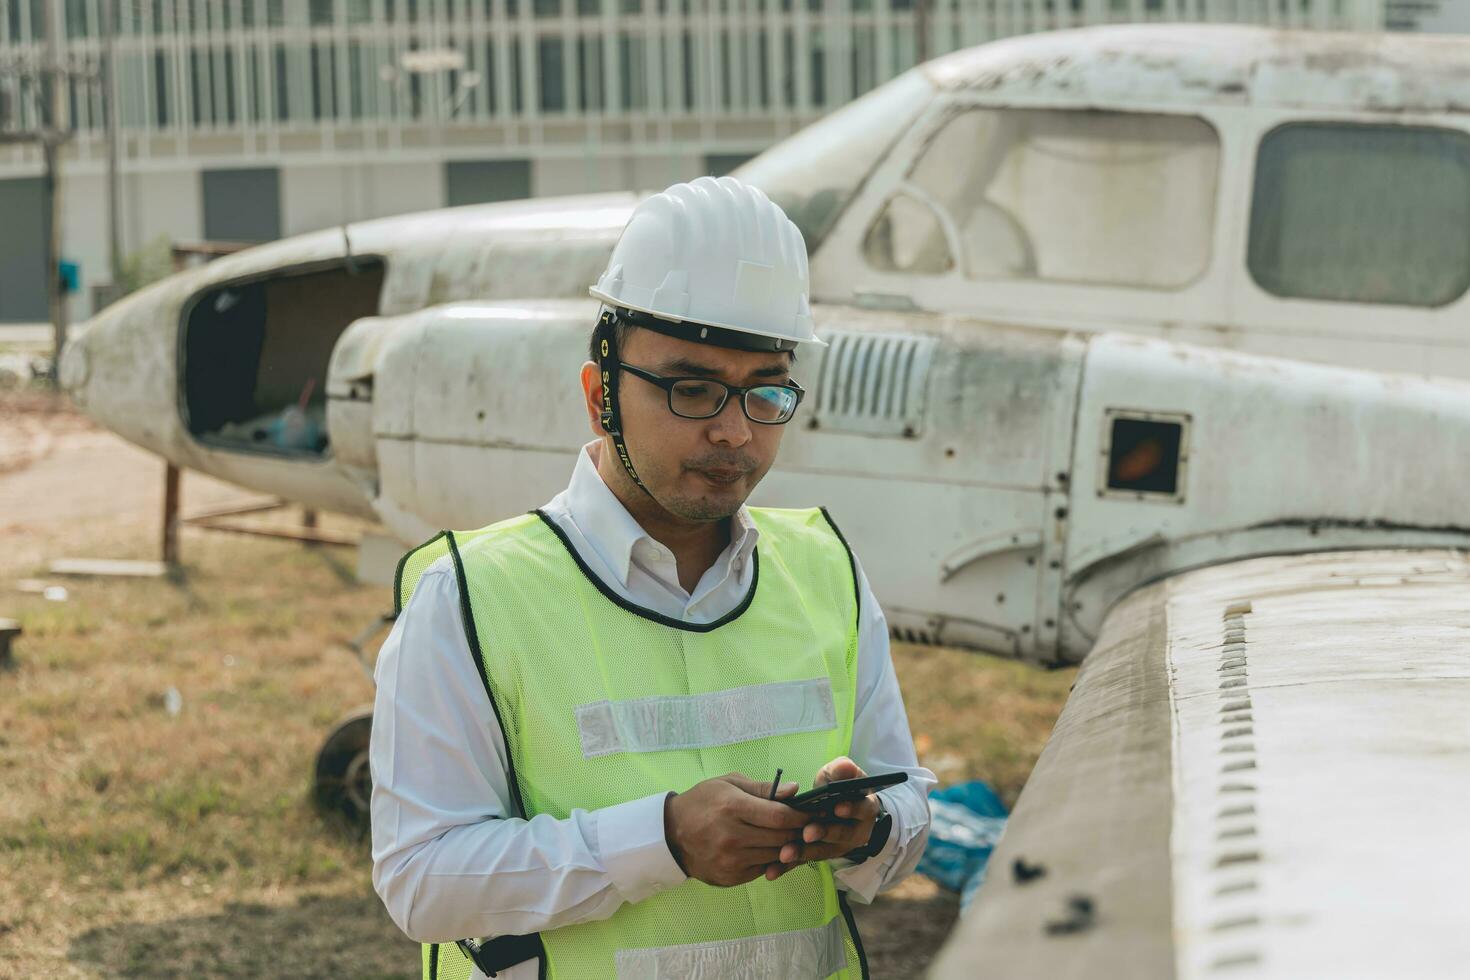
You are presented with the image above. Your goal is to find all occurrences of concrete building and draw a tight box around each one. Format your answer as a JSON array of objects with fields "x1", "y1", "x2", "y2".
[{"x1": 0, "y1": 0, "x2": 1388, "y2": 321}]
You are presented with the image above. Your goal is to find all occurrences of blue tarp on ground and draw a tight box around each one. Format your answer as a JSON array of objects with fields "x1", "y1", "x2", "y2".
[{"x1": 915, "y1": 780, "x2": 1009, "y2": 910}]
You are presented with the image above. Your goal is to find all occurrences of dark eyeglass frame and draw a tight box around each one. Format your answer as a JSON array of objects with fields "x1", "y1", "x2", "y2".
[{"x1": 619, "y1": 362, "x2": 806, "y2": 425}]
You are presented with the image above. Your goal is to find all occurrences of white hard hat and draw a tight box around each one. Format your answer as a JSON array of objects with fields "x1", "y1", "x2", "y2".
[{"x1": 590, "y1": 175, "x2": 824, "y2": 350}]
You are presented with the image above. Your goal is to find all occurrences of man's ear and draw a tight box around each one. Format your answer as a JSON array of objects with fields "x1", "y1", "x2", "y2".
[{"x1": 580, "y1": 361, "x2": 604, "y2": 438}]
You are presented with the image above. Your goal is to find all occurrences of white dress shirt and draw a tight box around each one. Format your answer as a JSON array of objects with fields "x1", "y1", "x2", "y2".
[{"x1": 370, "y1": 443, "x2": 936, "y2": 978}]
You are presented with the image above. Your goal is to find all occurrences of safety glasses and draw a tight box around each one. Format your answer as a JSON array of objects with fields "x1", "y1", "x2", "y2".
[{"x1": 619, "y1": 363, "x2": 805, "y2": 425}]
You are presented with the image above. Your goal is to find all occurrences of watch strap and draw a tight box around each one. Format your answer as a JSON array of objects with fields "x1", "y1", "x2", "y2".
[{"x1": 845, "y1": 798, "x2": 893, "y2": 864}]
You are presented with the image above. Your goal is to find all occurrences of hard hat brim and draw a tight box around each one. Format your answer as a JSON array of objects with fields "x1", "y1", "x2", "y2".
[{"x1": 590, "y1": 288, "x2": 826, "y2": 350}]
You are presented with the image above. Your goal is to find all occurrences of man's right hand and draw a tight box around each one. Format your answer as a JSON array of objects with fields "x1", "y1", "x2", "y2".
[{"x1": 664, "y1": 774, "x2": 810, "y2": 887}]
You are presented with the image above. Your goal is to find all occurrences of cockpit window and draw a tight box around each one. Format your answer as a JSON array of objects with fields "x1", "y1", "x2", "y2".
[
  {"x1": 733, "y1": 70, "x2": 934, "y2": 253},
  {"x1": 1248, "y1": 123, "x2": 1470, "y2": 308},
  {"x1": 866, "y1": 109, "x2": 1219, "y2": 289}
]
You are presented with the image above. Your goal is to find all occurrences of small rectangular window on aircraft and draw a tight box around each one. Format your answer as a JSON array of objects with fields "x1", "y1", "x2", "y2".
[
  {"x1": 1248, "y1": 123, "x2": 1470, "y2": 308},
  {"x1": 1100, "y1": 410, "x2": 1189, "y2": 502}
]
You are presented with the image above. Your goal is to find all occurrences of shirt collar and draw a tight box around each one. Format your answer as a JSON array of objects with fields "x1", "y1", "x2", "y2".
[{"x1": 563, "y1": 442, "x2": 760, "y2": 589}]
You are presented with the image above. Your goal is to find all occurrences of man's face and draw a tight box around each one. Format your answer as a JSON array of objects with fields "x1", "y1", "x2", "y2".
[{"x1": 583, "y1": 326, "x2": 795, "y2": 522}]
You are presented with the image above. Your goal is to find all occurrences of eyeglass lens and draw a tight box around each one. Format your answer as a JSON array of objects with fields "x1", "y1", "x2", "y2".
[{"x1": 669, "y1": 380, "x2": 798, "y2": 423}]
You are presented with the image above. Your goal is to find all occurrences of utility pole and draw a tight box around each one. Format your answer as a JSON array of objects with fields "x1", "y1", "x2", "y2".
[
  {"x1": 41, "y1": 0, "x2": 68, "y2": 373},
  {"x1": 103, "y1": 0, "x2": 122, "y2": 290},
  {"x1": 1, "y1": 0, "x2": 88, "y2": 378}
]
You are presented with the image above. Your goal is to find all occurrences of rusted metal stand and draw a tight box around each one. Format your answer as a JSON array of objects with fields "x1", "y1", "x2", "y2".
[
  {"x1": 159, "y1": 463, "x2": 354, "y2": 567},
  {"x1": 162, "y1": 462, "x2": 181, "y2": 566},
  {"x1": 0, "y1": 619, "x2": 20, "y2": 670}
]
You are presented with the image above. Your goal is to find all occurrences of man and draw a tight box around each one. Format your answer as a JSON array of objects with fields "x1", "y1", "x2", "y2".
[{"x1": 371, "y1": 176, "x2": 934, "y2": 980}]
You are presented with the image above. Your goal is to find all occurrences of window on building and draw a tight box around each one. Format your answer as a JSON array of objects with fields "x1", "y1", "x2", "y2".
[
  {"x1": 682, "y1": 31, "x2": 695, "y2": 112},
  {"x1": 480, "y1": 41, "x2": 499, "y2": 115},
  {"x1": 223, "y1": 49, "x2": 238, "y2": 125},
  {"x1": 189, "y1": 49, "x2": 205, "y2": 127},
  {"x1": 153, "y1": 50, "x2": 171, "y2": 126},
  {"x1": 878, "y1": 108, "x2": 1219, "y2": 288},
  {"x1": 539, "y1": 38, "x2": 565, "y2": 112},
  {"x1": 273, "y1": 45, "x2": 290, "y2": 121},
  {"x1": 1248, "y1": 123, "x2": 1470, "y2": 308},
  {"x1": 64, "y1": 0, "x2": 89, "y2": 37},
  {"x1": 619, "y1": 35, "x2": 646, "y2": 111},
  {"x1": 247, "y1": 51, "x2": 265, "y2": 124},
  {"x1": 310, "y1": 44, "x2": 338, "y2": 121},
  {"x1": 384, "y1": 0, "x2": 421, "y2": 20},
  {"x1": 347, "y1": 42, "x2": 364, "y2": 119},
  {"x1": 510, "y1": 41, "x2": 523, "y2": 113},
  {"x1": 809, "y1": 31, "x2": 825, "y2": 107},
  {"x1": 577, "y1": 38, "x2": 601, "y2": 112}
]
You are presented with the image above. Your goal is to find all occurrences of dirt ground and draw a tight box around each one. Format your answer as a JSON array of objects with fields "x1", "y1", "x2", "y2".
[{"x1": 0, "y1": 389, "x2": 1073, "y2": 978}]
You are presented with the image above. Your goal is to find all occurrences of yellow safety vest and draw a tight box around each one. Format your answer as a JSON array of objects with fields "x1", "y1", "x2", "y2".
[{"x1": 396, "y1": 507, "x2": 868, "y2": 980}]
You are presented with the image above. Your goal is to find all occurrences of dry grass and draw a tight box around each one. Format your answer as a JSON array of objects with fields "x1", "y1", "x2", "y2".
[
  {"x1": 0, "y1": 394, "x2": 1074, "y2": 977},
  {"x1": 1, "y1": 515, "x2": 399, "y2": 977}
]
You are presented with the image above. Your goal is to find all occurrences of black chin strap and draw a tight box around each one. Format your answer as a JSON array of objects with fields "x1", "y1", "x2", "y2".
[{"x1": 595, "y1": 309, "x2": 651, "y2": 496}]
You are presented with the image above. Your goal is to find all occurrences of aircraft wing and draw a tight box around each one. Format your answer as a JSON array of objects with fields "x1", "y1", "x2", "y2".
[{"x1": 930, "y1": 548, "x2": 1470, "y2": 979}]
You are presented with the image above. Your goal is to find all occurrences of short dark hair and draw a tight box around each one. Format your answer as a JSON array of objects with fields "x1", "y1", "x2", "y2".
[{"x1": 589, "y1": 316, "x2": 638, "y2": 362}]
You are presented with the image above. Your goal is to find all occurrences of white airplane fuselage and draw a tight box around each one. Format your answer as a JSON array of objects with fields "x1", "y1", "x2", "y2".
[{"x1": 59, "y1": 25, "x2": 1470, "y2": 666}]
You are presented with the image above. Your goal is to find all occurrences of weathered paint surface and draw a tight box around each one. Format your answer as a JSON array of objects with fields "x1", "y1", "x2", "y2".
[
  {"x1": 343, "y1": 300, "x2": 1470, "y2": 666},
  {"x1": 59, "y1": 195, "x2": 635, "y2": 517},
  {"x1": 928, "y1": 565, "x2": 1177, "y2": 979},
  {"x1": 923, "y1": 25, "x2": 1470, "y2": 113},
  {"x1": 1165, "y1": 550, "x2": 1470, "y2": 979},
  {"x1": 932, "y1": 548, "x2": 1470, "y2": 978}
]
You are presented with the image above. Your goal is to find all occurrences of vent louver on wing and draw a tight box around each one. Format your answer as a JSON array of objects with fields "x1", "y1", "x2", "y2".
[{"x1": 811, "y1": 331, "x2": 936, "y2": 437}]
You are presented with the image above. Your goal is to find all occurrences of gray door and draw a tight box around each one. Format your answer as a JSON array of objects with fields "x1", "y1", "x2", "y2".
[
  {"x1": 0, "y1": 177, "x2": 49, "y2": 322},
  {"x1": 202, "y1": 168, "x2": 282, "y2": 243},
  {"x1": 705, "y1": 153, "x2": 755, "y2": 177},
  {"x1": 445, "y1": 160, "x2": 532, "y2": 206}
]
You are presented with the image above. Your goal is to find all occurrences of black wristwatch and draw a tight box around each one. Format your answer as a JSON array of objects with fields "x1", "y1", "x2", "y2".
[{"x1": 845, "y1": 797, "x2": 892, "y2": 864}]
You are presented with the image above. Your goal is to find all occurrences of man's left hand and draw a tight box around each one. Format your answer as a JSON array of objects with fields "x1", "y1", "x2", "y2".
[{"x1": 764, "y1": 757, "x2": 880, "y2": 881}]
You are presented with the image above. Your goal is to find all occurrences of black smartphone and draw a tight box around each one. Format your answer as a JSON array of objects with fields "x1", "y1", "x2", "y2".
[{"x1": 785, "y1": 772, "x2": 908, "y2": 813}]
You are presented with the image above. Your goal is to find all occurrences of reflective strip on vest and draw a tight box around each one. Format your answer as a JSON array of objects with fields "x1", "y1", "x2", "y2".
[
  {"x1": 576, "y1": 677, "x2": 837, "y2": 758},
  {"x1": 614, "y1": 917, "x2": 848, "y2": 979}
]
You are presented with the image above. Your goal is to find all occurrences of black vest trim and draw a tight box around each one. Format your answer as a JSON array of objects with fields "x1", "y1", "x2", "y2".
[
  {"x1": 531, "y1": 509, "x2": 760, "y2": 633},
  {"x1": 817, "y1": 506, "x2": 861, "y2": 634},
  {"x1": 443, "y1": 531, "x2": 545, "y2": 976},
  {"x1": 395, "y1": 530, "x2": 448, "y2": 616},
  {"x1": 446, "y1": 531, "x2": 528, "y2": 821},
  {"x1": 839, "y1": 892, "x2": 871, "y2": 980}
]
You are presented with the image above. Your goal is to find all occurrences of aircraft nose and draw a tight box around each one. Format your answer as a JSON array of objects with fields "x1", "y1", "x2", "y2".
[{"x1": 58, "y1": 326, "x2": 91, "y2": 404}]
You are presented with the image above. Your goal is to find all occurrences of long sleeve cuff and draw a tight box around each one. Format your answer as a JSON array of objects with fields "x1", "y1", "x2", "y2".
[
  {"x1": 833, "y1": 785, "x2": 930, "y2": 904},
  {"x1": 593, "y1": 791, "x2": 688, "y2": 905}
]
